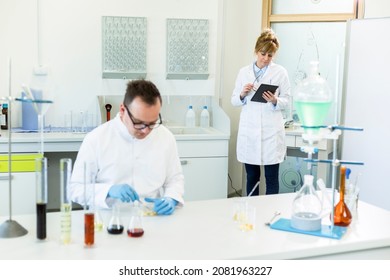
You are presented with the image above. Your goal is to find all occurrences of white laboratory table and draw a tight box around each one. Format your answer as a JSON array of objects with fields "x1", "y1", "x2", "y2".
[{"x1": 1, "y1": 193, "x2": 389, "y2": 260}]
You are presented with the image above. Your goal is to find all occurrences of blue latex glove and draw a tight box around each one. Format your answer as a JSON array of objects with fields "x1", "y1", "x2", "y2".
[
  {"x1": 108, "y1": 184, "x2": 139, "y2": 202},
  {"x1": 144, "y1": 197, "x2": 178, "y2": 215}
]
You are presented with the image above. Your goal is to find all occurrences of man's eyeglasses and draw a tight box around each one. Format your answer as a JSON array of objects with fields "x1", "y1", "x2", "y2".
[{"x1": 124, "y1": 106, "x2": 162, "y2": 130}]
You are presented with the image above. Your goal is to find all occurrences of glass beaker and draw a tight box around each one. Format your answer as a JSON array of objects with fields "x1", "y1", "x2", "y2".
[
  {"x1": 107, "y1": 202, "x2": 124, "y2": 234},
  {"x1": 36, "y1": 157, "x2": 48, "y2": 240},
  {"x1": 291, "y1": 174, "x2": 322, "y2": 231},
  {"x1": 127, "y1": 201, "x2": 144, "y2": 238},
  {"x1": 94, "y1": 209, "x2": 104, "y2": 232},
  {"x1": 60, "y1": 158, "x2": 72, "y2": 244},
  {"x1": 294, "y1": 61, "x2": 332, "y2": 135}
]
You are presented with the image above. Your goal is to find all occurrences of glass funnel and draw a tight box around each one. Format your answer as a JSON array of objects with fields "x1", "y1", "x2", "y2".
[
  {"x1": 16, "y1": 91, "x2": 53, "y2": 154},
  {"x1": 294, "y1": 61, "x2": 332, "y2": 135}
]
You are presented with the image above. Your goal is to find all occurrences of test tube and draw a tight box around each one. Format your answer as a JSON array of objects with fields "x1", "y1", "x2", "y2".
[
  {"x1": 60, "y1": 158, "x2": 72, "y2": 244},
  {"x1": 36, "y1": 157, "x2": 48, "y2": 240},
  {"x1": 84, "y1": 162, "x2": 96, "y2": 247}
]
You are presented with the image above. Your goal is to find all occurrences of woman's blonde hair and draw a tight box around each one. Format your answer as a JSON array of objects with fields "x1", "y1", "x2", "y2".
[{"x1": 254, "y1": 28, "x2": 279, "y2": 54}]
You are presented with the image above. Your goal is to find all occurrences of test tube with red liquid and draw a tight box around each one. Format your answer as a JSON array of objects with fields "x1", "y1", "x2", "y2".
[
  {"x1": 84, "y1": 162, "x2": 97, "y2": 247},
  {"x1": 36, "y1": 157, "x2": 48, "y2": 240}
]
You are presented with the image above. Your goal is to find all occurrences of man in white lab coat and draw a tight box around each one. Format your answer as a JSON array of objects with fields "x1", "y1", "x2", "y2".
[
  {"x1": 231, "y1": 29, "x2": 290, "y2": 196},
  {"x1": 70, "y1": 80, "x2": 184, "y2": 215}
]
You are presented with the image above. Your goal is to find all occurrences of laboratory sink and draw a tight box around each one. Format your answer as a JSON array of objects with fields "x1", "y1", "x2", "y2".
[
  {"x1": 166, "y1": 126, "x2": 229, "y2": 140},
  {"x1": 167, "y1": 126, "x2": 218, "y2": 135}
]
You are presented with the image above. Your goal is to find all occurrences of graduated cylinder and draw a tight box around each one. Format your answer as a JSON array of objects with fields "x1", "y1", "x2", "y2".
[
  {"x1": 60, "y1": 158, "x2": 72, "y2": 244},
  {"x1": 84, "y1": 162, "x2": 97, "y2": 247},
  {"x1": 35, "y1": 157, "x2": 48, "y2": 240}
]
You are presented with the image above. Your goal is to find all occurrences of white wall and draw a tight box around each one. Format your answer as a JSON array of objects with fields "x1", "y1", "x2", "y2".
[
  {"x1": 220, "y1": 0, "x2": 263, "y2": 195},
  {"x1": 0, "y1": 0, "x2": 222, "y2": 127},
  {"x1": 341, "y1": 17, "x2": 390, "y2": 211},
  {"x1": 364, "y1": 0, "x2": 390, "y2": 18}
]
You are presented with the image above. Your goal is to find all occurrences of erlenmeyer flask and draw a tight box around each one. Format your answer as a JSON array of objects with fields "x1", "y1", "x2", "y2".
[
  {"x1": 107, "y1": 202, "x2": 124, "y2": 234},
  {"x1": 127, "y1": 201, "x2": 144, "y2": 238},
  {"x1": 291, "y1": 174, "x2": 322, "y2": 231}
]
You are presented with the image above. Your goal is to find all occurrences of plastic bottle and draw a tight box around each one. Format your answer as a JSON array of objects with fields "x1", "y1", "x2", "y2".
[
  {"x1": 291, "y1": 174, "x2": 322, "y2": 231},
  {"x1": 200, "y1": 105, "x2": 210, "y2": 128},
  {"x1": 185, "y1": 105, "x2": 196, "y2": 127}
]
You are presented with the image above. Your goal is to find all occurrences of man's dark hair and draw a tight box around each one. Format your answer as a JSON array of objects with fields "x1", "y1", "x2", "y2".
[{"x1": 123, "y1": 79, "x2": 162, "y2": 107}]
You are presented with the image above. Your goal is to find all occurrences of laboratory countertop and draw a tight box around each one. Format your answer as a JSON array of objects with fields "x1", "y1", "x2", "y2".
[
  {"x1": 284, "y1": 125, "x2": 304, "y2": 136},
  {"x1": 1, "y1": 193, "x2": 390, "y2": 260},
  {"x1": 0, "y1": 126, "x2": 229, "y2": 153},
  {"x1": 0, "y1": 126, "x2": 305, "y2": 153}
]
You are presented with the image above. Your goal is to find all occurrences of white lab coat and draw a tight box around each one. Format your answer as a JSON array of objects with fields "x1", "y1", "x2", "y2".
[
  {"x1": 69, "y1": 115, "x2": 184, "y2": 209},
  {"x1": 231, "y1": 61, "x2": 291, "y2": 165}
]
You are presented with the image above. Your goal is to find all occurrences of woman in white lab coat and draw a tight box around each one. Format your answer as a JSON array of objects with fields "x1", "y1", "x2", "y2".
[{"x1": 231, "y1": 28, "x2": 290, "y2": 196}]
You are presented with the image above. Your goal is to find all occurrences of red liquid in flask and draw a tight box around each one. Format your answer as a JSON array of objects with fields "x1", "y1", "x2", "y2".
[
  {"x1": 107, "y1": 225, "x2": 124, "y2": 234},
  {"x1": 127, "y1": 228, "x2": 144, "y2": 237}
]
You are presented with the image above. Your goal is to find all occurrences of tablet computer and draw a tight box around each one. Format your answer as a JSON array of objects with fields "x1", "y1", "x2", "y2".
[{"x1": 251, "y1": 84, "x2": 278, "y2": 103}]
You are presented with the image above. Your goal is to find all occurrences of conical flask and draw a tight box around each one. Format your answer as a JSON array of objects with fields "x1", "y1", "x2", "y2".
[
  {"x1": 127, "y1": 201, "x2": 144, "y2": 238},
  {"x1": 334, "y1": 166, "x2": 352, "y2": 227},
  {"x1": 294, "y1": 61, "x2": 332, "y2": 135},
  {"x1": 291, "y1": 175, "x2": 322, "y2": 231},
  {"x1": 107, "y1": 202, "x2": 124, "y2": 234}
]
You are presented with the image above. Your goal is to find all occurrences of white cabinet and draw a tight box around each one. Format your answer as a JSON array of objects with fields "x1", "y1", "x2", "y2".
[
  {"x1": 176, "y1": 139, "x2": 229, "y2": 201},
  {"x1": 180, "y1": 157, "x2": 227, "y2": 201},
  {"x1": 0, "y1": 153, "x2": 42, "y2": 215},
  {"x1": 0, "y1": 173, "x2": 36, "y2": 215}
]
